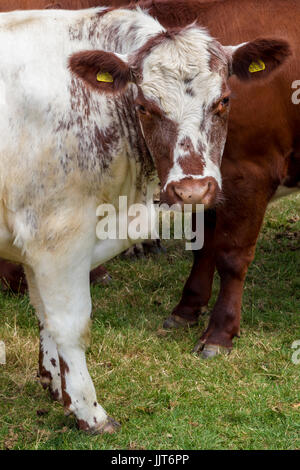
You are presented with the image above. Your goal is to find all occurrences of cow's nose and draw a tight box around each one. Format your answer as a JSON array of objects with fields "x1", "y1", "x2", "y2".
[{"x1": 173, "y1": 177, "x2": 218, "y2": 207}]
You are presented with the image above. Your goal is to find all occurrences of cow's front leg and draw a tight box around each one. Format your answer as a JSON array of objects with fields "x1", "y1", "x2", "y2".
[
  {"x1": 31, "y1": 250, "x2": 119, "y2": 434},
  {"x1": 38, "y1": 323, "x2": 62, "y2": 403},
  {"x1": 163, "y1": 210, "x2": 216, "y2": 329},
  {"x1": 194, "y1": 243, "x2": 256, "y2": 357},
  {"x1": 24, "y1": 266, "x2": 62, "y2": 402},
  {"x1": 194, "y1": 182, "x2": 269, "y2": 358}
]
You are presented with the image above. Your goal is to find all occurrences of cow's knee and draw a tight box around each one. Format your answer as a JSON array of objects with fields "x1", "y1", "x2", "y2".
[{"x1": 216, "y1": 246, "x2": 255, "y2": 281}]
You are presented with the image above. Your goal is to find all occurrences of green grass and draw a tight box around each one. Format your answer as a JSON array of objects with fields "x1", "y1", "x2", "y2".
[{"x1": 0, "y1": 194, "x2": 299, "y2": 450}]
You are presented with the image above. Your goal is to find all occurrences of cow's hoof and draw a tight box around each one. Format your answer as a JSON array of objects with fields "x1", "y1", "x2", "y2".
[
  {"x1": 100, "y1": 416, "x2": 121, "y2": 434},
  {"x1": 142, "y1": 240, "x2": 166, "y2": 255},
  {"x1": 90, "y1": 273, "x2": 112, "y2": 286},
  {"x1": 163, "y1": 314, "x2": 198, "y2": 329},
  {"x1": 200, "y1": 306, "x2": 209, "y2": 315},
  {"x1": 121, "y1": 244, "x2": 144, "y2": 259},
  {"x1": 77, "y1": 416, "x2": 120, "y2": 435},
  {"x1": 49, "y1": 387, "x2": 64, "y2": 405},
  {"x1": 88, "y1": 416, "x2": 121, "y2": 435},
  {"x1": 90, "y1": 266, "x2": 112, "y2": 286},
  {"x1": 193, "y1": 341, "x2": 231, "y2": 358},
  {"x1": 122, "y1": 241, "x2": 166, "y2": 259},
  {"x1": 98, "y1": 273, "x2": 112, "y2": 286}
]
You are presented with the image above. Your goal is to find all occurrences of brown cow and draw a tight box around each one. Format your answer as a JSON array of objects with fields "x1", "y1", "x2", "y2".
[
  {"x1": 0, "y1": 0, "x2": 133, "y2": 11},
  {"x1": 136, "y1": 0, "x2": 299, "y2": 357}
]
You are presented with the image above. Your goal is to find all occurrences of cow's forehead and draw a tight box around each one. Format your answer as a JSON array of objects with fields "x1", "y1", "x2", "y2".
[{"x1": 139, "y1": 28, "x2": 228, "y2": 112}]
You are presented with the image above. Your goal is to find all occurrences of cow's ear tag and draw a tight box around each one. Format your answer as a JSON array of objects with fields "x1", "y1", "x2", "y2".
[
  {"x1": 249, "y1": 59, "x2": 266, "y2": 73},
  {"x1": 97, "y1": 72, "x2": 114, "y2": 83}
]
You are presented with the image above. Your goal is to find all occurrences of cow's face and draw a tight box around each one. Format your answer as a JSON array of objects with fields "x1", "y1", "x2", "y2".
[{"x1": 70, "y1": 28, "x2": 290, "y2": 208}]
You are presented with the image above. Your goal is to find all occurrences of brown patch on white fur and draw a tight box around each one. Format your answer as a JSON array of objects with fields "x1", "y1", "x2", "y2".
[
  {"x1": 178, "y1": 137, "x2": 205, "y2": 175},
  {"x1": 134, "y1": 89, "x2": 179, "y2": 190},
  {"x1": 58, "y1": 356, "x2": 72, "y2": 412}
]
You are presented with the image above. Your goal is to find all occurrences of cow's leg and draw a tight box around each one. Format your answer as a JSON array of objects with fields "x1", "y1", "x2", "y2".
[
  {"x1": 163, "y1": 210, "x2": 216, "y2": 328},
  {"x1": 24, "y1": 266, "x2": 62, "y2": 402},
  {"x1": 194, "y1": 177, "x2": 269, "y2": 358},
  {"x1": 31, "y1": 250, "x2": 119, "y2": 434}
]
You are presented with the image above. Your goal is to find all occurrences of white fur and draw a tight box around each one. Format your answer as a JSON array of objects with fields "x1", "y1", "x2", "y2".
[
  {"x1": 0, "y1": 6, "x2": 166, "y2": 431},
  {"x1": 140, "y1": 27, "x2": 225, "y2": 190}
]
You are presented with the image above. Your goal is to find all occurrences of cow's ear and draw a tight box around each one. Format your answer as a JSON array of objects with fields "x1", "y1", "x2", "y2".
[
  {"x1": 69, "y1": 50, "x2": 133, "y2": 93},
  {"x1": 226, "y1": 38, "x2": 291, "y2": 81}
]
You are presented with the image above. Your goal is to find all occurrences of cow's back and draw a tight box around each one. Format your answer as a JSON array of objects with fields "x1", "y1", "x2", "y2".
[{"x1": 0, "y1": 1, "x2": 133, "y2": 11}]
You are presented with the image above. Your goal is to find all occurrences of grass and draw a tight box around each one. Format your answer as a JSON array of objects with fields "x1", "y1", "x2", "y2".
[{"x1": 0, "y1": 194, "x2": 299, "y2": 450}]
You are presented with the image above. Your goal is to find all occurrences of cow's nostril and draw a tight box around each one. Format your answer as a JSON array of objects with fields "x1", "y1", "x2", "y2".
[{"x1": 172, "y1": 177, "x2": 217, "y2": 206}]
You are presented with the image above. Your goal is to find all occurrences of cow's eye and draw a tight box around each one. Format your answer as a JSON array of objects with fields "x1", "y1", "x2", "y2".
[
  {"x1": 221, "y1": 97, "x2": 230, "y2": 106},
  {"x1": 137, "y1": 104, "x2": 147, "y2": 115},
  {"x1": 216, "y1": 96, "x2": 230, "y2": 115}
]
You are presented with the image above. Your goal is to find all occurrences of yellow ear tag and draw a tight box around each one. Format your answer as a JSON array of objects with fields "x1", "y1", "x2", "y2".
[
  {"x1": 248, "y1": 59, "x2": 266, "y2": 73},
  {"x1": 97, "y1": 72, "x2": 114, "y2": 83}
]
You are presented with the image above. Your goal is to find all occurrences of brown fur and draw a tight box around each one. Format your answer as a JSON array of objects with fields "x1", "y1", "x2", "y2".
[
  {"x1": 135, "y1": 88, "x2": 179, "y2": 191},
  {"x1": 0, "y1": 0, "x2": 134, "y2": 11},
  {"x1": 231, "y1": 38, "x2": 291, "y2": 81},
  {"x1": 148, "y1": 0, "x2": 300, "y2": 350},
  {"x1": 69, "y1": 50, "x2": 132, "y2": 94},
  {"x1": 58, "y1": 356, "x2": 72, "y2": 411}
]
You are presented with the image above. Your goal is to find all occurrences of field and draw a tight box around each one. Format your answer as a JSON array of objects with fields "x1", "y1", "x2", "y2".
[{"x1": 0, "y1": 194, "x2": 299, "y2": 450}]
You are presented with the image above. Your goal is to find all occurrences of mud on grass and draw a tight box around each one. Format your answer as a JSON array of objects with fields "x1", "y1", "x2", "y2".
[{"x1": 0, "y1": 194, "x2": 299, "y2": 450}]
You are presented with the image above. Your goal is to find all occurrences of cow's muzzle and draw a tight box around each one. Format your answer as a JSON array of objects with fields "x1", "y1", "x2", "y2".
[{"x1": 162, "y1": 177, "x2": 220, "y2": 208}]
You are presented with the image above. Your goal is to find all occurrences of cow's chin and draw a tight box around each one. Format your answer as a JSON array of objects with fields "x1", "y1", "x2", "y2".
[{"x1": 159, "y1": 177, "x2": 221, "y2": 211}]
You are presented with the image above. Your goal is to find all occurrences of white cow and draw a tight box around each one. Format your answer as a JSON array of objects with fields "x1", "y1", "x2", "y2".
[{"x1": 0, "y1": 6, "x2": 290, "y2": 433}]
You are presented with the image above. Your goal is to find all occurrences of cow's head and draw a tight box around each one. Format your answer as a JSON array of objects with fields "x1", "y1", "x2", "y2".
[{"x1": 69, "y1": 26, "x2": 290, "y2": 208}]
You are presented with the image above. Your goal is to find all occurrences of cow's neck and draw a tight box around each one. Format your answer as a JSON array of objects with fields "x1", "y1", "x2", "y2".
[
  {"x1": 83, "y1": 6, "x2": 162, "y2": 201},
  {"x1": 94, "y1": 88, "x2": 157, "y2": 209},
  {"x1": 66, "y1": 7, "x2": 163, "y2": 203}
]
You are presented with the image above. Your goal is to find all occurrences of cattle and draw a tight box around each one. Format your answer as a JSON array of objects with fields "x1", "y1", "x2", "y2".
[
  {"x1": 0, "y1": 1, "x2": 290, "y2": 433},
  {"x1": 129, "y1": 0, "x2": 300, "y2": 358},
  {"x1": 0, "y1": 2, "x2": 289, "y2": 432}
]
